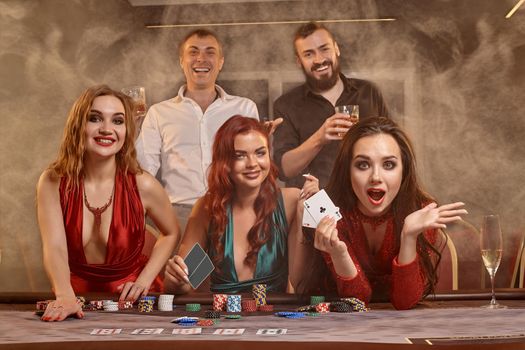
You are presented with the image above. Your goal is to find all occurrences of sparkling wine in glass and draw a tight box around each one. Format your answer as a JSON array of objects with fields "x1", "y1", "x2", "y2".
[{"x1": 480, "y1": 214, "x2": 506, "y2": 309}]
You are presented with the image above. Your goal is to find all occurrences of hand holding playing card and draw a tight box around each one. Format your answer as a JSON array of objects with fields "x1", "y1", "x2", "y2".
[
  {"x1": 314, "y1": 216, "x2": 348, "y2": 257},
  {"x1": 165, "y1": 255, "x2": 191, "y2": 287}
]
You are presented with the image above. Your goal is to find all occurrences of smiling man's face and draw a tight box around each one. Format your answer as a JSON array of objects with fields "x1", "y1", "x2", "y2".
[{"x1": 180, "y1": 34, "x2": 224, "y2": 91}]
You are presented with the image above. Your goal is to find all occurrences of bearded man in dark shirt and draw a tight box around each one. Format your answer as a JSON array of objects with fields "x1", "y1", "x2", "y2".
[{"x1": 273, "y1": 21, "x2": 390, "y2": 189}]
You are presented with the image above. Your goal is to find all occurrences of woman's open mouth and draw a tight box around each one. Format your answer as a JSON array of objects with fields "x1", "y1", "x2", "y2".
[{"x1": 367, "y1": 188, "x2": 385, "y2": 205}]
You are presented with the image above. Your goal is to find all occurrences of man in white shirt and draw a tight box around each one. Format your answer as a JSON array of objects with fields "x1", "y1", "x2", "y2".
[{"x1": 136, "y1": 29, "x2": 259, "y2": 234}]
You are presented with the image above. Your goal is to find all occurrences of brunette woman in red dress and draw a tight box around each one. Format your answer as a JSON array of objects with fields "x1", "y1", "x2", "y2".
[
  {"x1": 36, "y1": 85, "x2": 180, "y2": 321},
  {"x1": 303, "y1": 117, "x2": 467, "y2": 310}
]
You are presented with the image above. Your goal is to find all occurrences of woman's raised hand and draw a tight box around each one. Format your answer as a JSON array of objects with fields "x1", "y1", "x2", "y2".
[{"x1": 402, "y1": 202, "x2": 468, "y2": 239}]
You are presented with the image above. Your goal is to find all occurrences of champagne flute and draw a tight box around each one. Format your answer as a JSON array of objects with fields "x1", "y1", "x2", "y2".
[{"x1": 480, "y1": 214, "x2": 506, "y2": 309}]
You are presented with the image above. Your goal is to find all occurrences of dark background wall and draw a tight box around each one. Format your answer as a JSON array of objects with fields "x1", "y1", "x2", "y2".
[{"x1": 0, "y1": 0, "x2": 523, "y2": 291}]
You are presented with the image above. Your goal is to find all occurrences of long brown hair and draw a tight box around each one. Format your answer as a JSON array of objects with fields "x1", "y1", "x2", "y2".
[
  {"x1": 48, "y1": 85, "x2": 141, "y2": 189},
  {"x1": 303, "y1": 117, "x2": 442, "y2": 296},
  {"x1": 204, "y1": 115, "x2": 280, "y2": 268}
]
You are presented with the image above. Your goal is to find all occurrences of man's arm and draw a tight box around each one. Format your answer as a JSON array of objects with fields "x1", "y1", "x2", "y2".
[
  {"x1": 273, "y1": 102, "x2": 353, "y2": 179},
  {"x1": 136, "y1": 108, "x2": 162, "y2": 176}
]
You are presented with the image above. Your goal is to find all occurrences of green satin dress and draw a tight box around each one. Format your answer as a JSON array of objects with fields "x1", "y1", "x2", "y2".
[{"x1": 209, "y1": 192, "x2": 289, "y2": 293}]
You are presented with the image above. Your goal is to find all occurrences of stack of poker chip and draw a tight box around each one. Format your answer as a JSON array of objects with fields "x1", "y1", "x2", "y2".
[
  {"x1": 158, "y1": 294, "x2": 175, "y2": 311},
  {"x1": 329, "y1": 301, "x2": 351, "y2": 313},
  {"x1": 213, "y1": 294, "x2": 227, "y2": 311},
  {"x1": 118, "y1": 300, "x2": 134, "y2": 310},
  {"x1": 89, "y1": 300, "x2": 104, "y2": 310},
  {"x1": 252, "y1": 284, "x2": 267, "y2": 306},
  {"x1": 185, "y1": 303, "x2": 201, "y2": 312},
  {"x1": 315, "y1": 302, "x2": 330, "y2": 313},
  {"x1": 310, "y1": 295, "x2": 325, "y2": 305},
  {"x1": 204, "y1": 310, "x2": 221, "y2": 319},
  {"x1": 241, "y1": 299, "x2": 257, "y2": 312},
  {"x1": 103, "y1": 300, "x2": 119, "y2": 312},
  {"x1": 173, "y1": 317, "x2": 198, "y2": 326},
  {"x1": 138, "y1": 296, "x2": 156, "y2": 312},
  {"x1": 226, "y1": 295, "x2": 241, "y2": 313},
  {"x1": 76, "y1": 296, "x2": 86, "y2": 309},
  {"x1": 257, "y1": 304, "x2": 274, "y2": 312},
  {"x1": 340, "y1": 297, "x2": 369, "y2": 312}
]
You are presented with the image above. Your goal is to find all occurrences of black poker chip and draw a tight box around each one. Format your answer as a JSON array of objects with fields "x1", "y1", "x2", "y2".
[
  {"x1": 204, "y1": 310, "x2": 221, "y2": 319},
  {"x1": 330, "y1": 301, "x2": 351, "y2": 313}
]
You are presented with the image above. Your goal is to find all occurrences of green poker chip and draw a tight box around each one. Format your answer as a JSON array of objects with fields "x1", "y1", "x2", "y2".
[
  {"x1": 224, "y1": 314, "x2": 241, "y2": 319},
  {"x1": 185, "y1": 303, "x2": 201, "y2": 312}
]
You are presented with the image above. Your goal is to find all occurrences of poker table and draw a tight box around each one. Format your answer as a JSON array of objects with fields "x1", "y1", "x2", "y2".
[{"x1": 1, "y1": 290, "x2": 525, "y2": 350}]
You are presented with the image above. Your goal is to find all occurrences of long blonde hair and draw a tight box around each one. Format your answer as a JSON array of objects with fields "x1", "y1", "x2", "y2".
[{"x1": 48, "y1": 84, "x2": 141, "y2": 189}]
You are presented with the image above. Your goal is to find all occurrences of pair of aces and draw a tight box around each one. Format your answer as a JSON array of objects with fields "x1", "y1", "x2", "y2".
[{"x1": 302, "y1": 189, "x2": 342, "y2": 228}]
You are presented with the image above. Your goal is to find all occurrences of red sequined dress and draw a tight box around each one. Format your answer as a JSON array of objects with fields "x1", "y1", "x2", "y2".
[
  {"x1": 59, "y1": 171, "x2": 162, "y2": 293},
  {"x1": 322, "y1": 208, "x2": 436, "y2": 310}
]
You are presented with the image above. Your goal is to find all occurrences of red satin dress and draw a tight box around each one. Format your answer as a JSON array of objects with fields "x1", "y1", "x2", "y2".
[
  {"x1": 322, "y1": 209, "x2": 437, "y2": 310},
  {"x1": 59, "y1": 171, "x2": 162, "y2": 293}
]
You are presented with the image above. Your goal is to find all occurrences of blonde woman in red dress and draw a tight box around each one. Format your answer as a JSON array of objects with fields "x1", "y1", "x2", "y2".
[{"x1": 36, "y1": 85, "x2": 180, "y2": 321}]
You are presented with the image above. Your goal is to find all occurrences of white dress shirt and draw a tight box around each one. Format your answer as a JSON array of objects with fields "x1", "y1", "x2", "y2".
[{"x1": 136, "y1": 85, "x2": 259, "y2": 205}]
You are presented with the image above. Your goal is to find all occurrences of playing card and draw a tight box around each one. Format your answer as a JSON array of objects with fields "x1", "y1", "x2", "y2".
[
  {"x1": 303, "y1": 189, "x2": 342, "y2": 226},
  {"x1": 302, "y1": 204, "x2": 317, "y2": 228},
  {"x1": 184, "y1": 243, "x2": 215, "y2": 289}
]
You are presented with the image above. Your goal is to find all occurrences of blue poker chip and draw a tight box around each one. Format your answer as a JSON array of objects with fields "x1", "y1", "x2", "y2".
[
  {"x1": 285, "y1": 313, "x2": 306, "y2": 319},
  {"x1": 140, "y1": 296, "x2": 157, "y2": 300},
  {"x1": 274, "y1": 311, "x2": 295, "y2": 317}
]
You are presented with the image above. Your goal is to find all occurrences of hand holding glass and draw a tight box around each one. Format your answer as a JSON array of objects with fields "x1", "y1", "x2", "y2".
[
  {"x1": 480, "y1": 214, "x2": 506, "y2": 309},
  {"x1": 335, "y1": 104, "x2": 359, "y2": 123}
]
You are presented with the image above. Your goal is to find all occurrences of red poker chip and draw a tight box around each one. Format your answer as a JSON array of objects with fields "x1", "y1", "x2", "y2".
[{"x1": 257, "y1": 304, "x2": 274, "y2": 312}]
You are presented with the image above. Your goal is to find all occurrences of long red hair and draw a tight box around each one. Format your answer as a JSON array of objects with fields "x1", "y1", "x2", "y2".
[{"x1": 205, "y1": 115, "x2": 280, "y2": 268}]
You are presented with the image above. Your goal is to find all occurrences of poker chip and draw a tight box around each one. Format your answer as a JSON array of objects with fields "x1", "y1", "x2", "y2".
[
  {"x1": 340, "y1": 297, "x2": 369, "y2": 312},
  {"x1": 158, "y1": 294, "x2": 175, "y2": 311},
  {"x1": 307, "y1": 312, "x2": 320, "y2": 317},
  {"x1": 204, "y1": 310, "x2": 221, "y2": 319},
  {"x1": 138, "y1": 299, "x2": 155, "y2": 312},
  {"x1": 330, "y1": 301, "x2": 351, "y2": 313},
  {"x1": 118, "y1": 300, "x2": 134, "y2": 310},
  {"x1": 89, "y1": 300, "x2": 104, "y2": 310},
  {"x1": 76, "y1": 296, "x2": 86, "y2": 309},
  {"x1": 275, "y1": 311, "x2": 305, "y2": 319},
  {"x1": 36, "y1": 300, "x2": 50, "y2": 311},
  {"x1": 196, "y1": 319, "x2": 215, "y2": 326},
  {"x1": 315, "y1": 302, "x2": 330, "y2": 313},
  {"x1": 310, "y1": 295, "x2": 325, "y2": 305},
  {"x1": 213, "y1": 294, "x2": 228, "y2": 311},
  {"x1": 226, "y1": 295, "x2": 241, "y2": 313},
  {"x1": 252, "y1": 284, "x2": 267, "y2": 306},
  {"x1": 257, "y1": 304, "x2": 274, "y2": 312},
  {"x1": 172, "y1": 316, "x2": 199, "y2": 323},
  {"x1": 274, "y1": 311, "x2": 295, "y2": 317},
  {"x1": 186, "y1": 303, "x2": 201, "y2": 312},
  {"x1": 224, "y1": 314, "x2": 241, "y2": 319},
  {"x1": 241, "y1": 299, "x2": 257, "y2": 312},
  {"x1": 103, "y1": 301, "x2": 119, "y2": 311},
  {"x1": 296, "y1": 304, "x2": 316, "y2": 312}
]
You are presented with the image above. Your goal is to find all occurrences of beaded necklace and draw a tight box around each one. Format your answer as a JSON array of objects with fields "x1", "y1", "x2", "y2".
[{"x1": 83, "y1": 185, "x2": 114, "y2": 237}]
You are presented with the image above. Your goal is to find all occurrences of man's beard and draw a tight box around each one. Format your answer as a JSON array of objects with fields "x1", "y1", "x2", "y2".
[{"x1": 302, "y1": 58, "x2": 340, "y2": 92}]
